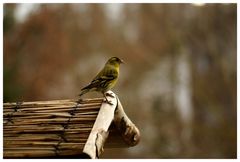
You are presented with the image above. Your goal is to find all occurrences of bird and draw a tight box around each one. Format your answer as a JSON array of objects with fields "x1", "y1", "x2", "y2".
[{"x1": 79, "y1": 57, "x2": 124, "y2": 105}]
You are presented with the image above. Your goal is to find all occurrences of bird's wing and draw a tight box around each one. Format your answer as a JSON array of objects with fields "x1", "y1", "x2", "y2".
[
  {"x1": 81, "y1": 66, "x2": 118, "y2": 91},
  {"x1": 91, "y1": 70, "x2": 118, "y2": 85}
]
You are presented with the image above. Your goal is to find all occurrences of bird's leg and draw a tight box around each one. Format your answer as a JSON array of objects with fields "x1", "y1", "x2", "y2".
[
  {"x1": 102, "y1": 92, "x2": 113, "y2": 105},
  {"x1": 105, "y1": 92, "x2": 115, "y2": 98}
]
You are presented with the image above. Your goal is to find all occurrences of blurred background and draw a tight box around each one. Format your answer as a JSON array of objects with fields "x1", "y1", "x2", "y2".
[{"x1": 3, "y1": 3, "x2": 236, "y2": 158}]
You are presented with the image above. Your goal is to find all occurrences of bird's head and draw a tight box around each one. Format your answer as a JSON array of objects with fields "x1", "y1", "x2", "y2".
[{"x1": 107, "y1": 57, "x2": 124, "y2": 66}]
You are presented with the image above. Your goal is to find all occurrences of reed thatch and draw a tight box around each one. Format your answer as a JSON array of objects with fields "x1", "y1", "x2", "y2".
[
  {"x1": 3, "y1": 91, "x2": 140, "y2": 159},
  {"x1": 4, "y1": 98, "x2": 102, "y2": 158}
]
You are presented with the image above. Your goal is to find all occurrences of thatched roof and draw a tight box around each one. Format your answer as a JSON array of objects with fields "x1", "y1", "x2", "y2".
[{"x1": 3, "y1": 91, "x2": 140, "y2": 159}]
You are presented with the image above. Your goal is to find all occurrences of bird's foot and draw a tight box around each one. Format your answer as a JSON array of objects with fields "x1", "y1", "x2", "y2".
[
  {"x1": 103, "y1": 98, "x2": 114, "y2": 105},
  {"x1": 105, "y1": 92, "x2": 115, "y2": 98}
]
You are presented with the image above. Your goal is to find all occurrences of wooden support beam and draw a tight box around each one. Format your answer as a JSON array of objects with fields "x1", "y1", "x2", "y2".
[
  {"x1": 113, "y1": 97, "x2": 140, "y2": 147},
  {"x1": 82, "y1": 91, "x2": 141, "y2": 158},
  {"x1": 82, "y1": 91, "x2": 117, "y2": 158}
]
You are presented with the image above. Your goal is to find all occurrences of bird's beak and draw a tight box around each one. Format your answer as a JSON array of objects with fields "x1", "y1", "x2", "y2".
[{"x1": 120, "y1": 59, "x2": 124, "y2": 64}]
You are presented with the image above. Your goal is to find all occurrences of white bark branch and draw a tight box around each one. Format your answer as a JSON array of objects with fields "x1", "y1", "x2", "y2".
[
  {"x1": 82, "y1": 91, "x2": 117, "y2": 159},
  {"x1": 113, "y1": 97, "x2": 141, "y2": 146}
]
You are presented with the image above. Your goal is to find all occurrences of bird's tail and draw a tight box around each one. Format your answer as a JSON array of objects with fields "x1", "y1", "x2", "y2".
[
  {"x1": 78, "y1": 88, "x2": 89, "y2": 97},
  {"x1": 78, "y1": 84, "x2": 92, "y2": 97}
]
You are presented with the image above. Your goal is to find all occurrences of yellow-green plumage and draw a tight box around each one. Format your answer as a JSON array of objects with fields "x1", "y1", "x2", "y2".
[{"x1": 79, "y1": 57, "x2": 124, "y2": 104}]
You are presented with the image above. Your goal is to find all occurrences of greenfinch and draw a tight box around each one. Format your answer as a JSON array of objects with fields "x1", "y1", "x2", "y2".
[{"x1": 79, "y1": 57, "x2": 124, "y2": 105}]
